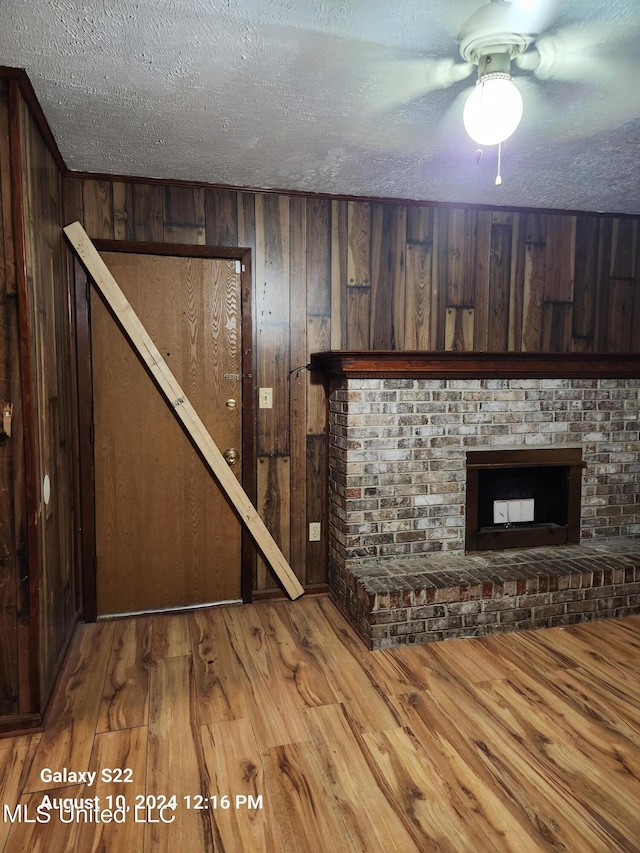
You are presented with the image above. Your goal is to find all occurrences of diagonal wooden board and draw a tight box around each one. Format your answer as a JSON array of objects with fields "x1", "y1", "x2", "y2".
[{"x1": 64, "y1": 221, "x2": 304, "y2": 601}]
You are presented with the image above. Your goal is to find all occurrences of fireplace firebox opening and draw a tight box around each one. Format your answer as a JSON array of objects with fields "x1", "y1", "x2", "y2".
[{"x1": 465, "y1": 448, "x2": 585, "y2": 553}]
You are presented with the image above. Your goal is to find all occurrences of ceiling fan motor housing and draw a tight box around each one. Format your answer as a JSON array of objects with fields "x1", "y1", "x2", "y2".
[{"x1": 458, "y1": 0, "x2": 535, "y2": 66}]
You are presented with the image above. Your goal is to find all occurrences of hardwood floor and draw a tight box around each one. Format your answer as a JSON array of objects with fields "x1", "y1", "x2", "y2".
[{"x1": 1, "y1": 597, "x2": 639, "y2": 851}]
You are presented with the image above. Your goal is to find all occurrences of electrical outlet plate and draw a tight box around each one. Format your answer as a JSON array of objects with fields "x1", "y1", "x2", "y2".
[
  {"x1": 309, "y1": 522, "x2": 321, "y2": 542},
  {"x1": 259, "y1": 387, "x2": 273, "y2": 409}
]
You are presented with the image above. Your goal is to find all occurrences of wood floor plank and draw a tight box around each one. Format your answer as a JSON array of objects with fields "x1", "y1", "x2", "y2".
[
  {"x1": 97, "y1": 616, "x2": 152, "y2": 732},
  {"x1": 0, "y1": 735, "x2": 41, "y2": 850},
  {"x1": 390, "y1": 692, "x2": 552, "y2": 852},
  {"x1": 429, "y1": 635, "x2": 520, "y2": 684},
  {"x1": 261, "y1": 740, "x2": 360, "y2": 852},
  {"x1": 416, "y1": 667, "x2": 634, "y2": 850},
  {"x1": 3, "y1": 785, "x2": 83, "y2": 852},
  {"x1": 534, "y1": 631, "x2": 640, "y2": 703},
  {"x1": 257, "y1": 601, "x2": 340, "y2": 708},
  {"x1": 23, "y1": 622, "x2": 115, "y2": 793},
  {"x1": 200, "y1": 717, "x2": 284, "y2": 852},
  {"x1": 316, "y1": 597, "x2": 429, "y2": 695},
  {"x1": 150, "y1": 613, "x2": 192, "y2": 659},
  {"x1": 532, "y1": 666, "x2": 640, "y2": 746},
  {"x1": 75, "y1": 726, "x2": 148, "y2": 852},
  {"x1": 190, "y1": 607, "x2": 251, "y2": 725},
  {"x1": 570, "y1": 619, "x2": 640, "y2": 661},
  {"x1": 474, "y1": 633, "x2": 573, "y2": 677},
  {"x1": 147, "y1": 655, "x2": 212, "y2": 852},
  {"x1": 377, "y1": 637, "x2": 461, "y2": 690},
  {"x1": 304, "y1": 703, "x2": 420, "y2": 853},
  {"x1": 219, "y1": 605, "x2": 309, "y2": 749},
  {"x1": 287, "y1": 598, "x2": 402, "y2": 732},
  {"x1": 362, "y1": 726, "x2": 501, "y2": 852},
  {"x1": 477, "y1": 673, "x2": 640, "y2": 842},
  {"x1": 495, "y1": 628, "x2": 578, "y2": 671}
]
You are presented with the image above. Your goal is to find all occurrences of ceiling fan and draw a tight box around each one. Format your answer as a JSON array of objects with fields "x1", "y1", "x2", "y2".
[
  {"x1": 371, "y1": 0, "x2": 638, "y2": 182},
  {"x1": 457, "y1": 0, "x2": 541, "y2": 147}
]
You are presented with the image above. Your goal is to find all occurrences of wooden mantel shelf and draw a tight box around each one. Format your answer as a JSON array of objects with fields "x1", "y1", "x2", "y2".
[{"x1": 309, "y1": 351, "x2": 640, "y2": 379}]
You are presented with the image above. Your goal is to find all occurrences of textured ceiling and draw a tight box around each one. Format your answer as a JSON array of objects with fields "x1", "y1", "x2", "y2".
[{"x1": 1, "y1": 0, "x2": 640, "y2": 213}]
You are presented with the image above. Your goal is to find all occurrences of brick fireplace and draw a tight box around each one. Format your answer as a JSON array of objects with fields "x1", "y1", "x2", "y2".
[{"x1": 311, "y1": 352, "x2": 640, "y2": 648}]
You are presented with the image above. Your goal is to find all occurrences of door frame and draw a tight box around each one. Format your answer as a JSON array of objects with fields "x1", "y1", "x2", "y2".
[{"x1": 74, "y1": 239, "x2": 255, "y2": 621}]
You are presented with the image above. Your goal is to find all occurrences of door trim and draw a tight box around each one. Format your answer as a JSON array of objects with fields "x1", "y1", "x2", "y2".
[{"x1": 74, "y1": 240, "x2": 255, "y2": 621}]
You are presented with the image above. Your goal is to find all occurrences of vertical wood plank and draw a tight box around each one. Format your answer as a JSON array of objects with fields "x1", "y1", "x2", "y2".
[
  {"x1": 486, "y1": 212, "x2": 512, "y2": 351},
  {"x1": 544, "y1": 214, "x2": 576, "y2": 302},
  {"x1": 370, "y1": 204, "x2": 406, "y2": 349},
  {"x1": 256, "y1": 456, "x2": 291, "y2": 590},
  {"x1": 330, "y1": 199, "x2": 348, "y2": 348},
  {"x1": 112, "y1": 181, "x2": 134, "y2": 241},
  {"x1": 606, "y1": 281, "x2": 634, "y2": 351},
  {"x1": 81, "y1": 179, "x2": 114, "y2": 238},
  {"x1": 522, "y1": 213, "x2": 547, "y2": 351},
  {"x1": 610, "y1": 218, "x2": 637, "y2": 279},
  {"x1": 289, "y1": 196, "x2": 308, "y2": 581},
  {"x1": 346, "y1": 287, "x2": 371, "y2": 349},
  {"x1": 472, "y1": 210, "x2": 492, "y2": 351},
  {"x1": 163, "y1": 186, "x2": 206, "y2": 244},
  {"x1": 404, "y1": 206, "x2": 434, "y2": 350},
  {"x1": 606, "y1": 218, "x2": 637, "y2": 351},
  {"x1": 433, "y1": 208, "x2": 448, "y2": 349},
  {"x1": 204, "y1": 188, "x2": 238, "y2": 246},
  {"x1": 572, "y1": 215, "x2": 600, "y2": 349},
  {"x1": 0, "y1": 83, "x2": 19, "y2": 717},
  {"x1": 508, "y1": 212, "x2": 525, "y2": 351},
  {"x1": 347, "y1": 201, "x2": 371, "y2": 287},
  {"x1": 306, "y1": 315, "x2": 330, "y2": 433},
  {"x1": 62, "y1": 175, "x2": 83, "y2": 225},
  {"x1": 306, "y1": 198, "x2": 331, "y2": 443},
  {"x1": 306, "y1": 198, "x2": 331, "y2": 317},
  {"x1": 306, "y1": 434, "x2": 326, "y2": 585},
  {"x1": 594, "y1": 217, "x2": 613, "y2": 351},
  {"x1": 255, "y1": 193, "x2": 290, "y2": 456},
  {"x1": 542, "y1": 302, "x2": 573, "y2": 352},
  {"x1": 446, "y1": 207, "x2": 477, "y2": 307},
  {"x1": 445, "y1": 307, "x2": 474, "y2": 351},
  {"x1": 133, "y1": 183, "x2": 164, "y2": 242}
]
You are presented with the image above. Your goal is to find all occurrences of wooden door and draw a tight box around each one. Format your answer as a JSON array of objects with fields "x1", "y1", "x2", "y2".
[{"x1": 91, "y1": 251, "x2": 243, "y2": 615}]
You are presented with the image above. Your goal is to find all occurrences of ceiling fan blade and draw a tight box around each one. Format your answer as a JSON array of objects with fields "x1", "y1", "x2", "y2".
[
  {"x1": 367, "y1": 56, "x2": 473, "y2": 114},
  {"x1": 516, "y1": 20, "x2": 639, "y2": 83},
  {"x1": 505, "y1": 0, "x2": 559, "y2": 36},
  {"x1": 516, "y1": 75, "x2": 640, "y2": 144}
]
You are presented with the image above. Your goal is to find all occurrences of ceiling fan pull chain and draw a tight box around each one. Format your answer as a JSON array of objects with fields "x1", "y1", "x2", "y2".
[{"x1": 496, "y1": 142, "x2": 503, "y2": 186}]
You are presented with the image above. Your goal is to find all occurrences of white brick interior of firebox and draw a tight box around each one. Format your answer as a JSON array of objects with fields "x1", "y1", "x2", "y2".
[{"x1": 328, "y1": 377, "x2": 640, "y2": 567}]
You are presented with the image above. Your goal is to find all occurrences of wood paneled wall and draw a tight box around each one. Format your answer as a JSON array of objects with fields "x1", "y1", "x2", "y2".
[
  {"x1": 16, "y1": 88, "x2": 80, "y2": 704},
  {"x1": 67, "y1": 178, "x2": 640, "y2": 592},
  {"x1": 0, "y1": 79, "x2": 21, "y2": 717}
]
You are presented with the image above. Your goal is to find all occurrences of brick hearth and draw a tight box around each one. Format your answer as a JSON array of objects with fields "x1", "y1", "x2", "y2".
[{"x1": 332, "y1": 539, "x2": 640, "y2": 649}]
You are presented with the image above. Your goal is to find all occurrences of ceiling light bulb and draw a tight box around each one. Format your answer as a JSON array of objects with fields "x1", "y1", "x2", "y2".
[{"x1": 463, "y1": 73, "x2": 524, "y2": 146}]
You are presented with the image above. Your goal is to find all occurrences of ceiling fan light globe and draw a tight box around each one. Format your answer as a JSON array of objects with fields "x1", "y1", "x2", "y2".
[{"x1": 463, "y1": 74, "x2": 524, "y2": 146}]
